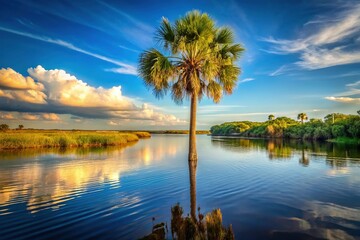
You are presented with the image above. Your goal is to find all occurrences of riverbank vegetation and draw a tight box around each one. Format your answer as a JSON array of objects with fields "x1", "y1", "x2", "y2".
[
  {"x1": 0, "y1": 130, "x2": 150, "y2": 149},
  {"x1": 210, "y1": 113, "x2": 360, "y2": 143}
]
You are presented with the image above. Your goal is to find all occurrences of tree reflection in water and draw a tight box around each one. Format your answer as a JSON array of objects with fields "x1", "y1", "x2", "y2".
[
  {"x1": 211, "y1": 137, "x2": 360, "y2": 167},
  {"x1": 141, "y1": 159, "x2": 235, "y2": 240},
  {"x1": 299, "y1": 148, "x2": 309, "y2": 167}
]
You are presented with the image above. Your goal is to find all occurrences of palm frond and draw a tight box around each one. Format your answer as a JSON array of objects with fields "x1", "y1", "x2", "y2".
[
  {"x1": 138, "y1": 49, "x2": 174, "y2": 98},
  {"x1": 215, "y1": 27, "x2": 233, "y2": 44},
  {"x1": 171, "y1": 79, "x2": 185, "y2": 104},
  {"x1": 206, "y1": 81, "x2": 222, "y2": 103},
  {"x1": 227, "y1": 44, "x2": 244, "y2": 60},
  {"x1": 156, "y1": 17, "x2": 175, "y2": 51},
  {"x1": 218, "y1": 65, "x2": 240, "y2": 94}
]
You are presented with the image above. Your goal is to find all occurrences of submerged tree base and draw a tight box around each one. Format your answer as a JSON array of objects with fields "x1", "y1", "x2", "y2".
[{"x1": 140, "y1": 203, "x2": 234, "y2": 240}]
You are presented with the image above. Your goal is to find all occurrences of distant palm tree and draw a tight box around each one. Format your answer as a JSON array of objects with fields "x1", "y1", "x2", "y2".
[
  {"x1": 268, "y1": 114, "x2": 275, "y2": 121},
  {"x1": 139, "y1": 10, "x2": 244, "y2": 162},
  {"x1": 297, "y1": 113, "x2": 308, "y2": 124}
]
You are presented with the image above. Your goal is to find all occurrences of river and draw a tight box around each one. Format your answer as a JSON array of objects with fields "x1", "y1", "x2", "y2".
[{"x1": 0, "y1": 135, "x2": 359, "y2": 239}]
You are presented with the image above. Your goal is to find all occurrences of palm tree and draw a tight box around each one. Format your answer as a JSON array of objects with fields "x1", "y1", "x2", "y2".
[
  {"x1": 139, "y1": 10, "x2": 244, "y2": 162},
  {"x1": 268, "y1": 114, "x2": 275, "y2": 121},
  {"x1": 297, "y1": 113, "x2": 308, "y2": 124}
]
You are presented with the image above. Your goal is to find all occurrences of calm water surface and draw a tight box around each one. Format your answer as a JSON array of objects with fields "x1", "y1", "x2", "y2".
[{"x1": 0, "y1": 135, "x2": 359, "y2": 240}]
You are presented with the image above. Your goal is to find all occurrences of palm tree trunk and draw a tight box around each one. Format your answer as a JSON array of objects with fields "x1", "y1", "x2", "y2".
[
  {"x1": 189, "y1": 159, "x2": 197, "y2": 221},
  {"x1": 188, "y1": 94, "x2": 198, "y2": 162}
]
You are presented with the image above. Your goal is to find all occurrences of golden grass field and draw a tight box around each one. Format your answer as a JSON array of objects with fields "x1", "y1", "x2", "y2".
[{"x1": 0, "y1": 130, "x2": 151, "y2": 149}]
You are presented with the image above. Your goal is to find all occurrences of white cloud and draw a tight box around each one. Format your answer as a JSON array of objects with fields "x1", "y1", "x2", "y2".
[
  {"x1": 239, "y1": 78, "x2": 255, "y2": 84},
  {"x1": 18, "y1": 0, "x2": 154, "y2": 48},
  {"x1": 0, "y1": 89, "x2": 47, "y2": 104},
  {"x1": 269, "y1": 65, "x2": 293, "y2": 76},
  {"x1": 118, "y1": 45, "x2": 140, "y2": 53},
  {"x1": 108, "y1": 120, "x2": 118, "y2": 126},
  {"x1": 0, "y1": 111, "x2": 61, "y2": 121},
  {"x1": 264, "y1": 3, "x2": 360, "y2": 71},
  {"x1": 0, "y1": 67, "x2": 44, "y2": 90},
  {"x1": 0, "y1": 66, "x2": 184, "y2": 126},
  {"x1": 22, "y1": 113, "x2": 39, "y2": 121},
  {"x1": 325, "y1": 79, "x2": 360, "y2": 105},
  {"x1": 0, "y1": 112, "x2": 15, "y2": 120},
  {"x1": 346, "y1": 80, "x2": 360, "y2": 87},
  {"x1": 42, "y1": 113, "x2": 61, "y2": 121},
  {"x1": 0, "y1": 26, "x2": 137, "y2": 75},
  {"x1": 28, "y1": 65, "x2": 135, "y2": 108},
  {"x1": 325, "y1": 96, "x2": 360, "y2": 104},
  {"x1": 297, "y1": 47, "x2": 360, "y2": 70},
  {"x1": 105, "y1": 67, "x2": 137, "y2": 75}
]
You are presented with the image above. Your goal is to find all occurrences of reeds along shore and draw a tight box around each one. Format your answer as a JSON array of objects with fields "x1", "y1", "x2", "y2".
[{"x1": 0, "y1": 130, "x2": 151, "y2": 149}]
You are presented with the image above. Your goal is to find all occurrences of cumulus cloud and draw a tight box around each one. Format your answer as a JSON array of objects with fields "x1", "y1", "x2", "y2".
[
  {"x1": 0, "y1": 112, "x2": 61, "y2": 121},
  {"x1": 0, "y1": 66, "x2": 183, "y2": 126},
  {"x1": 0, "y1": 112, "x2": 15, "y2": 120},
  {"x1": 42, "y1": 113, "x2": 61, "y2": 121},
  {"x1": 0, "y1": 67, "x2": 47, "y2": 104},
  {"x1": 22, "y1": 113, "x2": 40, "y2": 121},
  {"x1": 0, "y1": 89, "x2": 47, "y2": 104},
  {"x1": 0, "y1": 67, "x2": 44, "y2": 90},
  {"x1": 28, "y1": 66, "x2": 134, "y2": 108},
  {"x1": 263, "y1": 3, "x2": 360, "y2": 72}
]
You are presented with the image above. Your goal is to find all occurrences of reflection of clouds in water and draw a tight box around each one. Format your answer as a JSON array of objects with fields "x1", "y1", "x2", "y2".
[
  {"x1": 139, "y1": 144, "x2": 177, "y2": 165},
  {"x1": 0, "y1": 138, "x2": 182, "y2": 215},
  {"x1": 327, "y1": 167, "x2": 350, "y2": 176},
  {"x1": 1, "y1": 156, "x2": 128, "y2": 214},
  {"x1": 276, "y1": 201, "x2": 360, "y2": 240},
  {"x1": 0, "y1": 154, "x2": 154, "y2": 214}
]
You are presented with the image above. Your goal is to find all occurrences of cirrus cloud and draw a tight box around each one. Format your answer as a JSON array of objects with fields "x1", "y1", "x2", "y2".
[{"x1": 263, "y1": 3, "x2": 360, "y2": 72}]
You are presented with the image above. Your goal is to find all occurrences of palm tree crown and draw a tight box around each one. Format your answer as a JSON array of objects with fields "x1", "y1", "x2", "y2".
[
  {"x1": 139, "y1": 10, "x2": 244, "y2": 104},
  {"x1": 297, "y1": 113, "x2": 308, "y2": 124}
]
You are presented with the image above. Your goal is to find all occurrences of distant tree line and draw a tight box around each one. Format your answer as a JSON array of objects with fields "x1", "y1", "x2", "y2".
[
  {"x1": 0, "y1": 124, "x2": 25, "y2": 131},
  {"x1": 210, "y1": 112, "x2": 360, "y2": 140}
]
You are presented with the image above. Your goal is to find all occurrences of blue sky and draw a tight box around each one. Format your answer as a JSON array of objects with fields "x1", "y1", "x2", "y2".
[{"x1": 0, "y1": 0, "x2": 359, "y2": 130}]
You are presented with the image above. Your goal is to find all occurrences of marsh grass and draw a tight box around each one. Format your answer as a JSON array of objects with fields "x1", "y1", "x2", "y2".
[
  {"x1": 131, "y1": 131, "x2": 152, "y2": 138},
  {"x1": 0, "y1": 130, "x2": 149, "y2": 149}
]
